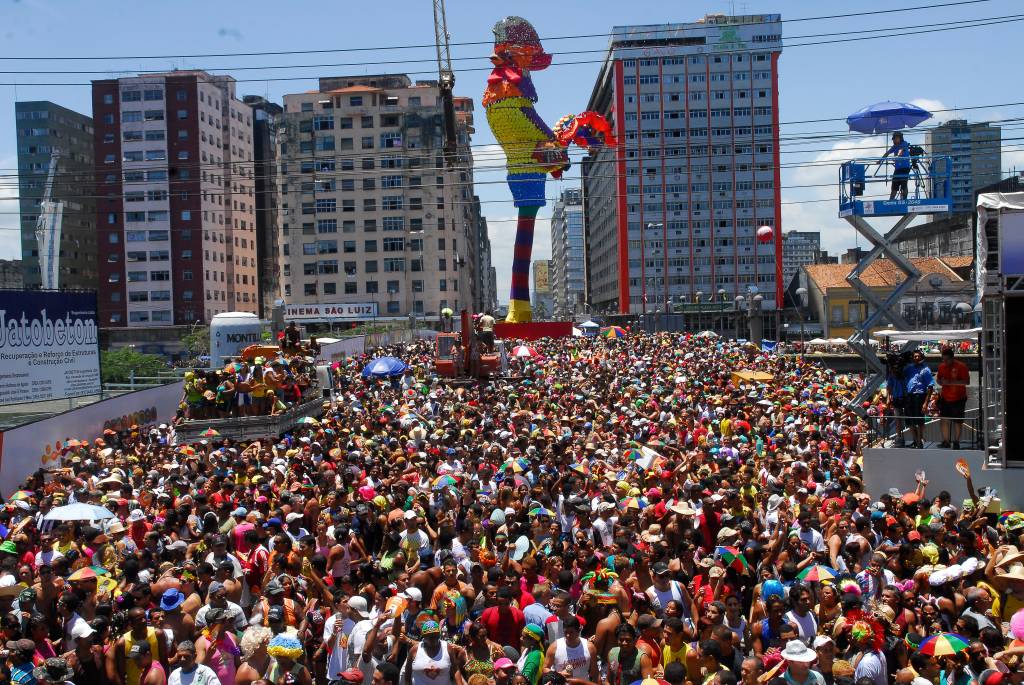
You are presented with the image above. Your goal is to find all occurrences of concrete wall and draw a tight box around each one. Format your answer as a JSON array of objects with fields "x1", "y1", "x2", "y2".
[{"x1": 863, "y1": 447, "x2": 1024, "y2": 509}]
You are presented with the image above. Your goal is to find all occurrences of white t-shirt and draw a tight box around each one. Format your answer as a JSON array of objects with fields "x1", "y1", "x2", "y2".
[
  {"x1": 349, "y1": 618, "x2": 382, "y2": 685},
  {"x1": 797, "y1": 527, "x2": 826, "y2": 553},
  {"x1": 324, "y1": 613, "x2": 356, "y2": 680},
  {"x1": 168, "y1": 664, "x2": 220, "y2": 685}
]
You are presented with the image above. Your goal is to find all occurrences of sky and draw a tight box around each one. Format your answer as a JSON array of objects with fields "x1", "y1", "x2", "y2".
[{"x1": 0, "y1": 0, "x2": 1021, "y2": 301}]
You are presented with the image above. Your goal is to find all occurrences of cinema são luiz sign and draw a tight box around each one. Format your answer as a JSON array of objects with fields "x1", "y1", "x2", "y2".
[{"x1": 284, "y1": 301, "x2": 379, "y2": 322}]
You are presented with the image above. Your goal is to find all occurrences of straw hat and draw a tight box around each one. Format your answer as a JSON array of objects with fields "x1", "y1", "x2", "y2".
[{"x1": 998, "y1": 563, "x2": 1024, "y2": 583}]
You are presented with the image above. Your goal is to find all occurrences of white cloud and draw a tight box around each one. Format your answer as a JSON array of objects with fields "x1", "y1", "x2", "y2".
[{"x1": 911, "y1": 98, "x2": 950, "y2": 122}]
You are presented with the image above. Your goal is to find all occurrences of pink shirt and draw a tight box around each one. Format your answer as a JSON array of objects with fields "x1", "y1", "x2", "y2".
[{"x1": 198, "y1": 632, "x2": 238, "y2": 685}]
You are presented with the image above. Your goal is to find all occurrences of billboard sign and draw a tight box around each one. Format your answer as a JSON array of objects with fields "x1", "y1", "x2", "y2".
[
  {"x1": 0, "y1": 291, "x2": 100, "y2": 405},
  {"x1": 284, "y1": 302, "x2": 379, "y2": 322}
]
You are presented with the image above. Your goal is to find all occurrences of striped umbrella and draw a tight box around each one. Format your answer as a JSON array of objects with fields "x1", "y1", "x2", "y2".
[
  {"x1": 570, "y1": 462, "x2": 591, "y2": 476},
  {"x1": 715, "y1": 545, "x2": 750, "y2": 572},
  {"x1": 602, "y1": 326, "x2": 627, "y2": 339},
  {"x1": 917, "y1": 633, "x2": 969, "y2": 656},
  {"x1": 432, "y1": 475, "x2": 460, "y2": 491},
  {"x1": 798, "y1": 564, "x2": 839, "y2": 583},
  {"x1": 618, "y1": 496, "x2": 646, "y2": 511},
  {"x1": 528, "y1": 507, "x2": 556, "y2": 518}
]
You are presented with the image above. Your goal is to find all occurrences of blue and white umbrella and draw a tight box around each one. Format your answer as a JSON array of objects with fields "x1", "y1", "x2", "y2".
[
  {"x1": 361, "y1": 356, "x2": 408, "y2": 378},
  {"x1": 43, "y1": 502, "x2": 115, "y2": 522},
  {"x1": 846, "y1": 100, "x2": 932, "y2": 134}
]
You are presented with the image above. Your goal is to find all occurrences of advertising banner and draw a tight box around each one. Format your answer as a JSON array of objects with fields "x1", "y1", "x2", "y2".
[
  {"x1": 0, "y1": 291, "x2": 100, "y2": 405},
  {"x1": 284, "y1": 302, "x2": 379, "y2": 322},
  {"x1": 0, "y1": 381, "x2": 182, "y2": 497}
]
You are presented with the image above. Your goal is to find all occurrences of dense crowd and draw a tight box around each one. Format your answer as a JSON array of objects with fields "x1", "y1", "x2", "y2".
[{"x1": 0, "y1": 331, "x2": 1014, "y2": 685}]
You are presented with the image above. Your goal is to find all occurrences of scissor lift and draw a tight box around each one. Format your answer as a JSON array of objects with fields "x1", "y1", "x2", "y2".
[{"x1": 838, "y1": 155, "x2": 952, "y2": 413}]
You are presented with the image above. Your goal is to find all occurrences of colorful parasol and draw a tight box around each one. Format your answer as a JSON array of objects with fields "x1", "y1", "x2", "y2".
[
  {"x1": 178, "y1": 446, "x2": 196, "y2": 456},
  {"x1": 528, "y1": 506, "x2": 556, "y2": 518},
  {"x1": 618, "y1": 496, "x2": 646, "y2": 511},
  {"x1": 432, "y1": 475, "x2": 460, "y2": 491},
  {"x1": 623, "y1": 448, "x2": 643, "y2": 461},
  {"x1": 602, "y1": 325, "x2": 627, "y2": 339},
  {"x1": 224, "y1": 362, "x2": 242, "y2": 373},
  {"x1": 200, "y1": 429, "x2": 220, "y2": 438},
  {"x1": 511, "y1": 345, "x2": 542, "y2": 359},
  {"x1": 917, "y1": 633, "x2": 970, "y2": 656},
  {"x1": 797, "y1": 564, "x2": 839, "y2": 583},
  {"x1": 298, "y1": 416, "x2": 320, "y2": 426},
  {"x1": 67, "y1": 567, "x2": 100, "y2": 582},
  {"x1": 88, "y1": 565, "x2": 111, "y2": 576},
  {"x1": 9, "y1": 491, "x2": 33, "y2": 502},
  {"x1": 503, "y1": 457, "x2": 530, "y2": 473},
  {"x1": 715, "y1": 545, "x2": 750, "y2": 572},
  {"x1": 570, "y1": 462, "x2": 591, "y2": 476}
]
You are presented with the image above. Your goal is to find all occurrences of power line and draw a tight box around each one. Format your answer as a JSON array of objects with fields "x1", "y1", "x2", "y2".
[
  {"x1": 0, "y1": 0, "x2": 991, "y2": 62},
  {"x1": 3, "y1": 12, "x2": 1019, "y2": 75},
  {"x1": 1, "y1": 12, "x2": 1019, "y2": 86}
]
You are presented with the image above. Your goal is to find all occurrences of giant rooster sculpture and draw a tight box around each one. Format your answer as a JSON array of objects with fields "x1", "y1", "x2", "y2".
[{"x1": 484, "y1": 16, "x2": 616, "y2": 323}]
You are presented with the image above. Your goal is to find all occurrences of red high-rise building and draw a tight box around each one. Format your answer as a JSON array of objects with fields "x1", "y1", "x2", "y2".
[
  {"x1": 583, "y1": 14, "x2": 784, "y2": 315},
  {"x1": 92, "y1": 71, "x2": 258, "y2": 327}
]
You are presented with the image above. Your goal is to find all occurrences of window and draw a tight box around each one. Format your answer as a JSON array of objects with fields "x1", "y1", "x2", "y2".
[
  {"x1": 318, "y1": 260, "x2": 339, "y2": 274},
  {"x1": 143, "y1": 89, "x2": 163, "y2": 101},
  {"x1": 317, "y1": 219, "x2": 337, "y2": 234},
  {"x1": 126, "y1": 250, "x2": 147, "y2": 262},
  {"x1": 345, "y1": 282, "x2": 357, "y2": 294},
  {"x1": 104, "y1": 153, "x2": 116, "y2": 164},
  {"x1": 177, "y1": 109, "x2": 188, "y2": 119},
  {"x1": 383, "y1": 217, "x2": 404, "y2": 231},
  {"x1": 129, "y1": 291, "x2": 149, "y2": 303},
  {"x1": 316, "y1": 198, "x2": 337, "y2": 213},
  {"x1": 150, "y1": 250, "x2": 169, "y2": 262},
  {"x1": 151, "y1": 271, "x2": 170, "y2": 281},
  {"x1": 103, "y1": 114, "x2": 115, "y2": 125},
  {"x1": 349, "y1": 96, "x2": 362, "y2": 106},
  {"x1": 103, "y1": 93, "x2": 114, "y2": 104},
  {"x1": 315, "y1": 136, "x2": 335, "y2": 151},
  {"x1": 127, "y1": 271, "x2": 148, "y2": 282},
  {"x1": 323, "y1": 283, "x2": 336, "y2": 295},
  {"x1": 363, "y1": 199, "x2": 376, "y2": 212},
  {"x1": 382, "y1": 196, "x2": 403, "y2": 211},
  {"x1": 145, "y1": 149, "x2": 166, "y2": 161},
  {"x1": 181, "y1": 249, "x2": 192, "y2": 259},
  {"x1": 144, "y1": 109, "x2": 164, "y2": 121},
  {"x1": 129, "y1": 312, "x2": 150, "y2": 323},
  {"x1": 383, "y1": 237, "x2": 404, "y2": 252},
  {"x1": 304, "y1": 283, "x2": 317, "y2": 296},
  {"x1": 384, "y1": 258, "x2": 405, "y2": 272},
  {"x1": 148, "y1": 211, "x2": 168, "y2": 222},
  {"x1": 148, "y1": 230, "x2": 169, "y2": 241},
  {"x1": 313, "y1": 115, "x2": 334, "y2": 130},
  {"x1": 178, "y1": 151, "x2": 190, "y2": 160},
  {"x1": 364, "y1": 240, "x2": 377, "y2": 252},
  {"x1": 121, "y1": 90, "x2": 142, "y2": 102},
  {"x1": 361, "y1": 136, "x2": 374, "y2": 149},
  {"x1": 381, "y1": 175, "x2": 402, "y2": 188},
  {"x1": 317, "y1": 240, "x2": 338, "y2": 254},
  {"x1": 361, "y1": 115, "x2": 374, "y2": 128},
  {"x1": 365, "y1": 260, "x2": 378, "y2": 273},
  {"x1": 177, "y1": 90, "x2": 187, "y2": 101},
  {"x1": 147, "y1": 170, "x2": 167, "y2": 181},
  {"x1": 123, "y1": 151, "x2": 143, "y2": 162},
  {"x1": 343, "y1": 241, "x2": 356, "y2": 253},
  {"x1": 339, "y1": 117, "x2": 353, "y2": 129},
  {"x1": 144, "y1": 130, "x2": 165, "y2": 141},
  {"x1": 181, "y1": 210, "x2": 192, "y2": 221}
]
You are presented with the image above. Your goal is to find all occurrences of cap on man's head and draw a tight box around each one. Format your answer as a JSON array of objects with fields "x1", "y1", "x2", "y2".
[{"x1": 637, "y1": 614, "x2": 663, "y2": 631}]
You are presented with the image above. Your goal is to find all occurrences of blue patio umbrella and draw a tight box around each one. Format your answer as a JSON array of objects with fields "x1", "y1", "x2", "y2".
[
  {"x1": 846, "y1": 101, "x2": 932, "y2": 134},
  {"x1": 361, "y1": 356, "x2": 408, "y2": 378}
]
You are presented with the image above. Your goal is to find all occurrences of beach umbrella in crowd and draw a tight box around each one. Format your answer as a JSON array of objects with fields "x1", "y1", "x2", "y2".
[
  {"x1": 528, "y1": 506, "x2": 556, "y2": 518},
  {"x1": 570, "y1": 462, "x2": 591, "y2": 476},
  {"x1": 200, "y1": 428, "x2": 220, "y2": 438},
  {"x1": 503, "y1": 457, "x2": 530, "y2": 473},
  {"x1": 9, "y1": 491, "x2": 33, "y2": 502},
  {"x1": 602, "y1": 325, "x2": 627, "y2": 339},
  {"x1": 715, "y1": 545, "x2": 750, "y2": 572},
  {"x1": 361, "y1": 356, "x2": 409, "y2": 378},
  {"x1": 618, "y1": 496, "x2": 646, "y2": 511},
  {"x1": 44, "y1": 503, "x2": 115, "y2": 522},
  {"x1": 512, "y1": 345, "x2": 541, "y2": 359},
  {"x1": 298, "y1": 416, "x2": 320, "y2": 426},
  {"x1": 846, "y1": 100, "x2": 932, "y2": 134},
  {"x1": 917, "y1": 633, "x2": 970, "y2": 656},
  {"x1": 432, "y1": 475, "x2": 459, "y2": 491},
  {"x1": 798, "y1": 564, "x2": 839, "y2": 583}
]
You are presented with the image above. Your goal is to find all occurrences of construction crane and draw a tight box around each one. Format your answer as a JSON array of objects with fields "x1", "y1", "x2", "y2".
[
  {"x1": 34, "y1": 149, "x2": 64, "y2": 290},
  {"x1": 432, "y1": 0, "x2": 458, "y2": 168}
]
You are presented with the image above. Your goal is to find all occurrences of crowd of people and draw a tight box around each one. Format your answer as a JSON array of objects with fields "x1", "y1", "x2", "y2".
[{"x1": 0, "y1": 330, "x2": 1015, "y2": 685}]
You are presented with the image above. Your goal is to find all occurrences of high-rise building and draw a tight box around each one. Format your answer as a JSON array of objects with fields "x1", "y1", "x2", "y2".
[
  {"x1": 926, "y1": 119, "x2": 1001, "y2": 215},
  {"x1": 470, "y1": 200, "x2": 496, "y2": 313},
  {"x1": 92, "y1": 71, "x2": 258, "y2": 327},
  {"x1": 583, "y1": 14, "x2": 783, "y2": 315},
  {"x1": 276, "y1": 75, "x2": 477, "y2": 320},
  {"x1": 532, "y1": 259, "x2": 553, "y2": 320},
  {"x1": 15, "y1": 101, "x2": 97, "y2": 290},
  {"x1": 243, "y1": 95, "x2": 283, "y2": 318},
  {"x1": 781, "y1": 230, "x2": 820, "y2": 290},
  {"x1": 550, "y1": 187, "x2": 586, "y2": 319}
]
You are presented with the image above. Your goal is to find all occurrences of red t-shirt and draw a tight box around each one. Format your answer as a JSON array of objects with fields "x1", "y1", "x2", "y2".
[
  {"x1": 479, "y1": 605, "x2": 525, "y2": 650},
  {"x1": 937, "y1": 360, "x2": 969, "y2": 402}
]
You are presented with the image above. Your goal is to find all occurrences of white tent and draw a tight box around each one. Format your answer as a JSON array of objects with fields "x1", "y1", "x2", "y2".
[
  {"x1": 806, "y1": 338, "x2": 830, "y2": 346},
  {"x1": 695, "y1": 330, "x2": 720, "y2": 338},
  {"x1": 872, "y1": 327, "x2": 981, "y2": 341},
  {"x1": 829, "y1": 337, "x2": 850, "y2": 346},
  {"x1": 579, "y1": 320, "x2": 600, "y2": 328}
]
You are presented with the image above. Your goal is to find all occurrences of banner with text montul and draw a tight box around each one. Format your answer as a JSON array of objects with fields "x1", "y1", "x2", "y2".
[
  {"x1": 284, "y1": 302, "x2": 379, "y2": 322},
  {"x1": 0, "y1": 291, "x2": 100, "y2": 405}
]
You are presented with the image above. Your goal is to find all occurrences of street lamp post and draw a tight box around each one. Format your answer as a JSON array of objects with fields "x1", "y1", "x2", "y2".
[
  {"x1": 695, "y1": 290, "x2": 704, "y2": 333},
  {"x1": 717, "y1": 289, "x2": 726, "y2": 333},
  {"x1": 795, "y1": 287, "x2": 808, "y2": 344},
  {"x1": 734, "y1": 295, "x2": 745, "y2": 340},
  {"x1": 643, "y1": 223, "x2": 663, "y2": 320}
]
